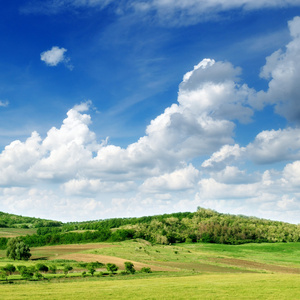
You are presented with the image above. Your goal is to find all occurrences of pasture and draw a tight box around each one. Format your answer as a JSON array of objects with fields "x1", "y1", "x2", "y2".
[
  {"x1": 0, "y1": 273, "x2": 299, "y2": 299},
  {"x1": 0, "y1": 240, "x2": 299, "y2": 299}
]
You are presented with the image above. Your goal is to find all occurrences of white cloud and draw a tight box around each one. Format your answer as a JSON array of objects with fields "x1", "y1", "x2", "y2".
[
  {"x1": 178, "y1": 59, "x2": 254, "y2": 123},
  {"x1": 62, "y1": 178, "x2": 136, "y2": 196},
  {"x1": 3, "y1": 16, "x2": 300, "y2": 223},
  {"x1": 212, "y1": 166, "x2": 259, "y2": 184},
  {"x1": 40, "y1": 46, "x2": 73, "y2": 69},
  {"x1": 247, "y1": 128, "x2": 300, "y2": 164},
  {"x1": 202, "y1": 144, "x2": 245, "y2": 169},
  {"x1": 283, "y1": 161, "x2": 300, "y2": 187},
  {"x1": 250, "y1": 16, "x2": 300, "y2": 122},
  {"x1": 141, "y1": 164, "x2": 200, "y2": 193},
  {"x1": 0, "y1": 100, "x2": 9, "y2": 107}
]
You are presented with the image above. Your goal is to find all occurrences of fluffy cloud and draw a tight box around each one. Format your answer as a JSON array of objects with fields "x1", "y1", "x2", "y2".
[
  {"x1": 202, "y1": 144, "x2": 245, "y2": 169},
  {"x1": 251, "y1": 16, "x2": 300, "y2": 122},
  {"x1": 41, "y1": 46, "x2": 73, "y2": 69},
  {"x1": 141, "y1": 164, "x2": 200, "y2": 193},
  {"x1": 247, "y1": 128, "x2": 300, "y2": 164},
  {"x1": 2, "y1": 17, "x2": 300, "y2": 222}
]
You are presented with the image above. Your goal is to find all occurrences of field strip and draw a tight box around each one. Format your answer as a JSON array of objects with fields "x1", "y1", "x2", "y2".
[
  {"x1": 148, "y1": 261, "x2": 255, "y2": 273},
  {"x1": 54, "y1": 252, "x2": 176, "y2": 271},
  {"x1": 208, "y1": 257, "x2": 300, "y2": 274}
]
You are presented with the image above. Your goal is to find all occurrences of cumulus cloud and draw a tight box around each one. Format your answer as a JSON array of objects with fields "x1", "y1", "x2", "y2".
[
  {"x1": 2, "y1": 16, "x2": 300, "y2": 222},
  {"x1": 247, "y1": 128, "x2": 300, "y2": 164},
  {"x1": 250, "y1": 16, "x2": 300, "y2": 122},
  {"x1": 141, "y1": 164, "x2": 200, "y2": 193},
  {"x1": 202, "y1": 144, "x2": 245, "y2": 169},
  {"x1": 178, "y1": 59, "x2": 254, "y2": 123},
  {"x1": 40, "y1": 46, "x2": 73, "y2": 69}
]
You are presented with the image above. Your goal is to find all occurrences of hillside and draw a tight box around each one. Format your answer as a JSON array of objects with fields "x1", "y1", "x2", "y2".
[
  {"x1": 0, "y1": 208, "x2": 299, "y2": 249},
  {"x1": 0, "y1": 211, "x2": 62, "y2": 228}
]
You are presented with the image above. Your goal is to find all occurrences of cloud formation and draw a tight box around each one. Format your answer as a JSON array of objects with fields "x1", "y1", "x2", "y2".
[
  {"x1": 1, "y1": 16, "x2": 300, "y2": 223},
  {"x1": 40, "y1": 46, "x2": 73, "y2": 69}
]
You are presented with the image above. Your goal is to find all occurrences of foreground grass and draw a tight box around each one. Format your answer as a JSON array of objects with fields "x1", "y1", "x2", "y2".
[{"x1": 1, "y1": 273, "x2": 299, "y2": 300}]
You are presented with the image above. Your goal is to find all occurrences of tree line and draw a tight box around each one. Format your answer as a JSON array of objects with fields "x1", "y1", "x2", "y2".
[{"x1": 1, "y1": 208, "x2": 299, "y2": 249}]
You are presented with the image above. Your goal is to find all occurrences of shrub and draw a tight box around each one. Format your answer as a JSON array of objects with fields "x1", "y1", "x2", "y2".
[{"x1": 141, "y1": 267, "x2": 152, "y2": 273}]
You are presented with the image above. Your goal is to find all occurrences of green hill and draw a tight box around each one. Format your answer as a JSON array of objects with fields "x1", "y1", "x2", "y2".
[
  {"x1": 0, "y1": 211, "x2": 62, "y2": 229},
  {"x1": 1, "y1": 207, "x2": 299, "y2": 249}
]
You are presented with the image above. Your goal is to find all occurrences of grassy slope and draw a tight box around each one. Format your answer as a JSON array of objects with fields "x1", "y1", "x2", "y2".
[{"x1": 0, "y1": 240, "x2": 299, "y2": 299}]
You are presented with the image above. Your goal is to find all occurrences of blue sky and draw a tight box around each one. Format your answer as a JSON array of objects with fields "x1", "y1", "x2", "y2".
[{"x1": 1, "y1": 1, "x2": 300, "y2": 223}]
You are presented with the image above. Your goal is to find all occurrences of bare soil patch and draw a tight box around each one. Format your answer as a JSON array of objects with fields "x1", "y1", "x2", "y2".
[
  {"x1": 31, "y1": 243, "x2": 117, "y2": 259},
  {"x1": 209, "y1": 257, "x2": 300, "y2": 274}
]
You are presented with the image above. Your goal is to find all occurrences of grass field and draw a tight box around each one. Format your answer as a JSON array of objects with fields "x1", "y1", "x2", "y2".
[
  {"x1": 1, "y1": 240, "x2": 299, "y2": 299},
  {"x1": 0, "y1": 273, "x2": 299, "y2": 299}
]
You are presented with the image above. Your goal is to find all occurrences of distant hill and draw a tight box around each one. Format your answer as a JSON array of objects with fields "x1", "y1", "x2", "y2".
[
  {"x1": 1, "y1": 208, "x2": 299, "y2": 249},
  {"x1": 0, "y1": 211, "x2": 62, "y2": 228}
]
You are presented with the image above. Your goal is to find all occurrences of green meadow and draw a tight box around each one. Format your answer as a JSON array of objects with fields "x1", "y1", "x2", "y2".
[
  {"x1": 0, "y1": 273, "x2": 299, "y2": 300},
  {"x1": 1, "y1": 240, "x2": 299, "y2": 299}
]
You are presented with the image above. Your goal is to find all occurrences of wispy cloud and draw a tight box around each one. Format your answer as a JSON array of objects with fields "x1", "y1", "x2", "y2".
[
  {"x1": 40, "y1": 46, "x2": 73, "y2": 70},
  {"x1": 0, "y1": 100, "x2": 9, "y2": 107},
  {"x1": 21, "y1": 0, "x2": 300, "y2": 25}
]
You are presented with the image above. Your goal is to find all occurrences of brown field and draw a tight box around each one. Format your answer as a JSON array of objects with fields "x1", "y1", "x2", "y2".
[{"x1": 31, "y1": 243, "x2": 117, "y2": 260}]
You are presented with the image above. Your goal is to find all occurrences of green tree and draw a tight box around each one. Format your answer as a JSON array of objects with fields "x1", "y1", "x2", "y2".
[
  {"x1": 63, "y1": 265, "x2": 73, "y2": 276},
  {"x1": 124, "y1": 262, "x2": 135, "y2": 274},
  {"x1": 6, "y1": 237, "x2": 31, "y2": 260},
  {"x1": 3, "y1": 263, "x2": 16, "y2": 275},
  {"x1": 36, "y1": 263, "x2": 49, "y2": 273},
  {"x1": 106, "y1": 263, "x2": 118, "y2": 274},
  {"x1": 87, "y1": 265, "x2": 96, "y2": 276}
]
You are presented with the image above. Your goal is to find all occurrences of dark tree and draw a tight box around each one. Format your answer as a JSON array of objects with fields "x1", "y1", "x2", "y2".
[
  {"x1": 36, "y1": 263, "x2": 49, "y2": 273},
  {"x1": 3, "y1": 263, "x2": 16, "y2": 275},
  {"x1": 6, "y1": 237, "x2": 31, "y2": 260},
  {"x1": 106, "y1": 263, "x2": 118, "y2": 274},
  {"x1": 124, "y1": 262, "x2": 135, "y2": 274}
]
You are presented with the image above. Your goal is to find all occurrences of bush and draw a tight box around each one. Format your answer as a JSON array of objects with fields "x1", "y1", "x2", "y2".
[
  {"x1": 141, "y1": 267, "x2": 152, "y2": 273},
  {"x1": 49, "y1": 264, "x2": 57, "y2": 274},
  {"x1": 36, "y1": 263, "x2": 49, "y2": 272}
]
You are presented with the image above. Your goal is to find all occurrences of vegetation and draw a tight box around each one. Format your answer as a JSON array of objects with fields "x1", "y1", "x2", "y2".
[
  {"x1": 0, "y1": 207, "x2": 299, "y2": 299},
  {"x1": 0, "y1": 211, "x2": 62, "y2": 228},
  {"x1": 6, "y1": 237, "x2": 31, "y2": 260},
  {"x1": 1, "y1": 207, "x2": 299, "y2": 250}
]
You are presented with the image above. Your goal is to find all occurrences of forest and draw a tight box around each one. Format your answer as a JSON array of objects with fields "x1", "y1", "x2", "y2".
[{"x1": 0, "y1": 207, "x2": 299, "y2": 250}]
